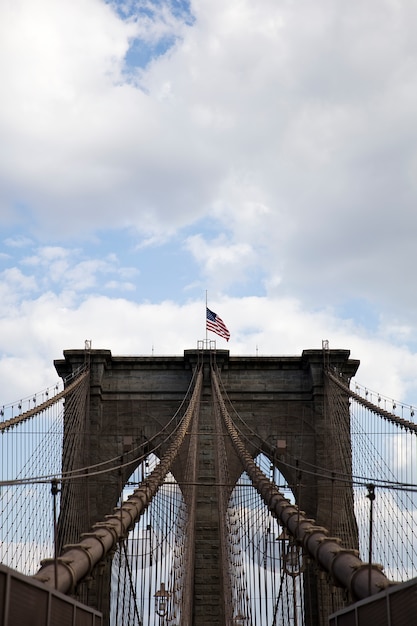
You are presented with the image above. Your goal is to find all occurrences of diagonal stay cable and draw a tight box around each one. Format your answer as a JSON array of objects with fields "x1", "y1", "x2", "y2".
[
  {"x1": 121, "y1": 539, "x2": 143, "y2": 626},
  {"x1": 33, "y1": 367, "x2": 203, "y2": 594},
  {"x1": 215, "y1": 365, "x2": 417, "y2": 492},
  {"x1": 211, "y1": 365, "x2": 392, "y2": 602},
  {"x1": 1, "y1": 362, "x2": 201, "y2": 486},
  {"x1": 326, "y1": 370, "x2": 417, "y2": 435},
  {"x1": 0, "y1": 369, "x2": 89, "y2": 433}
]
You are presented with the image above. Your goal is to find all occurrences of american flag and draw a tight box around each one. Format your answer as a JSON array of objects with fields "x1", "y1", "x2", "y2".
[{"x1": 206, "y1": 307, "x2": 230, "y2": 342}]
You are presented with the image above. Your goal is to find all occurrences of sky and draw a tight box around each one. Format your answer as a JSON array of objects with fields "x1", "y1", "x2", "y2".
[{"x1": 1, "y1": 0, "x2": 417, "y2": 407}]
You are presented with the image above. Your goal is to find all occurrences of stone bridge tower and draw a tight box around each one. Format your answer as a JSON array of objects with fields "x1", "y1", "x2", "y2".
[{"x1": 55, "y1": 347, "x2": 359, "y2": 624}]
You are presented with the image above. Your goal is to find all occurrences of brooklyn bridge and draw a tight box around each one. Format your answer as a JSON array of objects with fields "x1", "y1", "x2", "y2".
[{"x1": 1, "y1": 343, "x2": 417, "y2": 625}]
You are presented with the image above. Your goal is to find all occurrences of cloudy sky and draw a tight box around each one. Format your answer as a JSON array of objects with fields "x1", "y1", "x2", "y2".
[{"x1": 1, "y1": 0, "x2": 417, "y2": 407}]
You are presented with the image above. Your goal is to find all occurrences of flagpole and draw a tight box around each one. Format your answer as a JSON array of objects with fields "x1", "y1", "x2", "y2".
[{"x1": 205, "y1": 290, "x2": 208, "y2": 345}]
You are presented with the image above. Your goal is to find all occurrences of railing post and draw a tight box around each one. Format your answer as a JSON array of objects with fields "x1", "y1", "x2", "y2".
[
  {"x1": 51, "y1": 478, "x2": 60, "y2": 590},
  {"x1": 366, "y1": 484, "x2": 376, "y2": 596}
]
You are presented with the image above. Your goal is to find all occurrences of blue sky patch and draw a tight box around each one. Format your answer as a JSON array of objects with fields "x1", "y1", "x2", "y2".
[{"x1": 108, "y1": 0, "x2": 195, "y2": 70}]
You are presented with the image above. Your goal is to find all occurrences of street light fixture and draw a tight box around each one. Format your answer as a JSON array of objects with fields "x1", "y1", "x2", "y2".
[{"x1": 154, "y1": 582, "x2": 170, "y2": 618}]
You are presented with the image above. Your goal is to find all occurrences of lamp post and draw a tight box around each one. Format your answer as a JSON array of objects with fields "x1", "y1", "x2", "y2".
[{"x1": 154, "y1": 583, "x2": 170, "y2": 620}]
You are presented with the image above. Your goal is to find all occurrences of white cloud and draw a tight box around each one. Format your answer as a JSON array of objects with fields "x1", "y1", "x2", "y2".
[
  {"x1": 1, "y1": 0, "x2": 416, "y2": 284},
  {"x1": 1, "y1": 291, "x2": 417, "y2": 406},
  {"x1": 105, "y1": 279, "x2": 136, "y2": 291},
  {"x1": 119, "y1": 0, "x2": 192, "y2": 46},
  {"x1": 15, "y1": 245, "x2": 138, "y2": 295},
  {"x1": 0, "y1": 0, "x2": 417, "y2": 415},
  {"x1": 4, "y1": 236, "x2": 34, "y2": 248},
  {"x1": 185, "y1": 233, "x2": 255, "y2": 290},
  {"x1": 2, "y1": 2, "x2": 417, "y2": 592},
  {"x1": 0, "y1": 268, "x2": 38, "y2": 305}
]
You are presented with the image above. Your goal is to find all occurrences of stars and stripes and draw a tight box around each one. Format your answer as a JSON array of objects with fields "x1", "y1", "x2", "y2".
[{"x1": 206, "y1": 307, "x2": 230, "y2": 342}]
